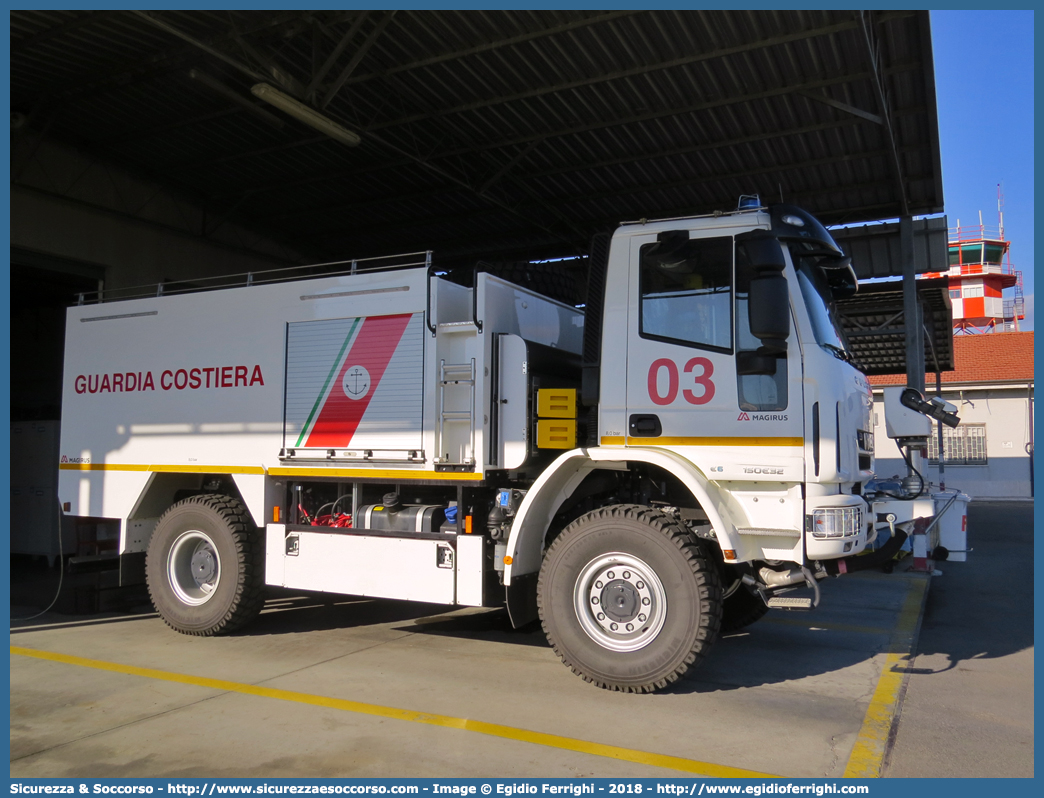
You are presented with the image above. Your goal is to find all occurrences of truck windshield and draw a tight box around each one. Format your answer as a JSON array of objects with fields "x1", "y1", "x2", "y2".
[{"x1": 793, "y1": 254, "x2": 853, "y2": 362}]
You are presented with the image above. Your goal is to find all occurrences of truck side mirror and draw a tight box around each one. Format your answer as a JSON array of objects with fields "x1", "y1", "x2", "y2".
[{"x1": 748, "y1": 273, "x2": 789, "y2": 355}]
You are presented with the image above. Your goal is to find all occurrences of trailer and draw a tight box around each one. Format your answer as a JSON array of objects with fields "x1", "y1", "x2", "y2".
[{"x1": 58, "y1": 199, "x2": 953, "y2": 692}]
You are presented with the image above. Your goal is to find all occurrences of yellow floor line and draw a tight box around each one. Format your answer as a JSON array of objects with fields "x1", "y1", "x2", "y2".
[
  {"x1": 842, "y1": 576, "x2": 930, "y2": 778},
  {"x1": 11, "y1": 645, "x2": 776, "y2": 778}
]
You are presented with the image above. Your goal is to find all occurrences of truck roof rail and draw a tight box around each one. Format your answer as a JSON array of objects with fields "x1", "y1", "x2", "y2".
[{"x1": 75, "y1": 250, "x2": 432, "y2": 305}]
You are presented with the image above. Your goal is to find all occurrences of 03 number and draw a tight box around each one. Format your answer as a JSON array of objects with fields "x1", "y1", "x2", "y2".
[{"x1": 647, "y1": 357, "x2": 715, "y2": 406}]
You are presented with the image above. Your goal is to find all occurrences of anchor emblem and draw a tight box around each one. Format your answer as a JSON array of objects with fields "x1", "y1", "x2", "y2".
[{"x1": 342, "y1": 365, "x2": 371, "y2": 400}]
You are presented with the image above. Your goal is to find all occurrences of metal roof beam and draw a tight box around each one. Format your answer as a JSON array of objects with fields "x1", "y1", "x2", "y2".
[
  {"x1": 263, "y1": 145, "x2": 892, "y2": 224},
  {"x1": 859, "y1": 10, "x2": 908, "y2": 217},
  {"x1": 304, "y1": 12, "x2": 369, "y2": 100},
  {"x1": 478, "y1": 139, "x2": 544, "y2": 193},
  {"x1": 11, "y1": 11, "x2": 116, "y2": 54},
  {"x1": 360, "y1": 17, "x2": 868, "y2": 131},
  {"x1": 208, "y1": 116, "x2": 868, "y2": 201},
  {"x1": 130, "y1": 10, "x2": 269, "y2": 85},
  {"x1": 101, "y1": 107, "x2": 241, "y2": 148},
  {"x1": 293, "y1": 172, "x2": 925, "y2": 243},
  {"x1": 478, "y1": 151, "x2": 591, "y2": 242},
  {"x1": 172, "y1": 64, "x2": 907, "y2": 173},
  {"x1": 355, "y1": 128, "x2": 580, "y2": 252},
  {"x1": 536, "y1": 151, "x2": 896, "y2": 208},
  {"x1": 227, "y1": 18, "x2": 308, "y2": 98},
  {"x1": 320, "y1": 11, "x2": 397, "y2": 109},
  {"x1": 526, "y1": 118, "x2": 873, "y2": 180},
  {"x1": 33, "y1": 12, "x2": 304, "y2": 102},
  {"x1": 339, "y1": 11, "x2": 642, "y2": 89},
  {"x1": 796, "y1": 90, "x2": 882, "y2": 125}
]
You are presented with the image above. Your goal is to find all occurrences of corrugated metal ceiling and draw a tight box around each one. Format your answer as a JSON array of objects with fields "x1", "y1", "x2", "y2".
[{"x1": 10, "y1": 9, "x2": 943, "y2": 267}]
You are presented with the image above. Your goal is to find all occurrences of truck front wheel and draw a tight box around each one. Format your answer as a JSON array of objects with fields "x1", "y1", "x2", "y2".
[
  {"x1": 537, "y1": 504, "x2": 722, "y2": 692},
  {"x1": 146, "y1": 494, "x2": 264, "y2": 635}
]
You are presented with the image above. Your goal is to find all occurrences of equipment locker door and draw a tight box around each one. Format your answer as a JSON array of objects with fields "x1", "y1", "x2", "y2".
[{"x1": 284, "y1": 312, "x2": 425, "y2": 458}]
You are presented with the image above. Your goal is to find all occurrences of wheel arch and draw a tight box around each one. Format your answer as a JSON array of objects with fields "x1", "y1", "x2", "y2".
[
  {"x1": 123, "y1": 471, "x2": 259, "y2": 577},
  {"x1": 504, "y1": 447, "x2": 742, "y2": 585}
]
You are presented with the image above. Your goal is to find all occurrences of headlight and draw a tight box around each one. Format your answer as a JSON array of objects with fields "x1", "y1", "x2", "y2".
[{"x1": 811, "y1": 506, "x2": 863, "y2": 539}]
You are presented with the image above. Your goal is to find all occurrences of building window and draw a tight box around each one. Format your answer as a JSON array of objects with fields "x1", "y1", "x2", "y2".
[{"x1": 927, "y1": 423, "x2": 987, "y2": 465}]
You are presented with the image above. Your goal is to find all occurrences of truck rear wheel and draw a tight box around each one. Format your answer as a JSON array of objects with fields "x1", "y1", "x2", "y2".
[
  {"x1": 146, "y1": 494, "x2": 264, "y2": 636},
  {"x1": 537, "y1": 504, "x2": 722, "y2": 692}
]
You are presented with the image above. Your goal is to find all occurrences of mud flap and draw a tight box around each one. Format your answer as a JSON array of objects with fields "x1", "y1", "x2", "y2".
[{"x1": 506, "y1": 571, "x2": 538, "y2": 627}]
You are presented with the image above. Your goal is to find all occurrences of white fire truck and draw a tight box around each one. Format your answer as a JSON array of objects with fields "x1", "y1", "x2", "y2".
[{"x1": 58, "y1": 200, "x2": 948, "y2": 692}]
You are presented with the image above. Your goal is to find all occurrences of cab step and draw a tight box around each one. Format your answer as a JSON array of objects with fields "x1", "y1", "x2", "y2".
[{"x1": 766, "y1": 596, "x2": 814, "y2": 610}]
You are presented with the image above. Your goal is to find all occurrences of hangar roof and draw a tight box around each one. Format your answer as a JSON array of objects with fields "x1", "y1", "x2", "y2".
[
  {"x1": 10, "y1": 9, "x2": 943, "y2": 267},
  {"x1": 836, "y1": 277, "x2": 955, "y2": 376}
]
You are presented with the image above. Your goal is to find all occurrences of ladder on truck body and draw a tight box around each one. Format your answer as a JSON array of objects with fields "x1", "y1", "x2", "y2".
[{"x1": 435, "y1": 356, "x2": 476, "y2": 467}]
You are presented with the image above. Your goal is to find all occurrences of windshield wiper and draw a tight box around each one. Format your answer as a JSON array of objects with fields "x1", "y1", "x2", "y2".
[{"x1": 822, "y1": 343, "x2": 852, "y2": 363}]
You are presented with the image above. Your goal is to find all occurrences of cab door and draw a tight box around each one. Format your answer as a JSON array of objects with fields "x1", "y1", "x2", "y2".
[
  {"x1": 624, "y1": 230, "x2": 803, "y2": 480},
  {"x1": 625, "y1": 231, "x2": 737, "y2": 450}
]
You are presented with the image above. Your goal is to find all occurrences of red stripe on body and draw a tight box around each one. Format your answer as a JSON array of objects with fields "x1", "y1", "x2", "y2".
[{"x1": 305, "y1": 314, "x2": 412, "y2": 448}]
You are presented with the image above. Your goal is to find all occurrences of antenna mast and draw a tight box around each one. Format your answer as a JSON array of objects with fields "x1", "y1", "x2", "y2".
[{"x1": 998, "y1": 182, "x2": 1005, "y2": 239}]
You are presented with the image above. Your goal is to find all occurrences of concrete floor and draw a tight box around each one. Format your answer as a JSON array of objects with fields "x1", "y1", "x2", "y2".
[
  {"x1": 9, "y1": 501, "x2": 1033, "y2": 779},
  {"x1": 883, "y1": 501, "x2": 1034, "y2": 778}
]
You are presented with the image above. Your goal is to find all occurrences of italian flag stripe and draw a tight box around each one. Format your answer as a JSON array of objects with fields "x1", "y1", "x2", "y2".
[
  {"x1": 295, "y1": 317, "x2": 361, "y2": 447},
  {"x1": 303, "y1": 313, "x2": 413, "y2": 449}
]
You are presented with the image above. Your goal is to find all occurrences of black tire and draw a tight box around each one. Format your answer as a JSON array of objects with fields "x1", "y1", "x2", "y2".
[
  {"x1": 537, "y1": 504, "x2": 722, "y2": 692},
  {"x1": 146, "y1": 494, "x2": 264, "y2": 636},
  {"x1": 720, "y1": 582, "x2": 769, "y2": 633}
]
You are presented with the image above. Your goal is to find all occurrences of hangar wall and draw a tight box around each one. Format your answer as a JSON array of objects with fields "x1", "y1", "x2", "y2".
[
  {"x1": 10, "y1": 135, "x2": 309, "y2": 561},
  {"x1": 11, "y1": 134, "x2": 302, "y2": 295}
]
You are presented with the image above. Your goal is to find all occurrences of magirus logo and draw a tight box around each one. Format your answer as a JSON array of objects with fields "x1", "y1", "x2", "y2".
[{"x1": 737, "y1": 412, "x2": 788, "y2": 422}]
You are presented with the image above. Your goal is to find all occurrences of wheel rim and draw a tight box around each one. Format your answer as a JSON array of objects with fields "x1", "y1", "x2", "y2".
[
  {"x1": 167, "y1": 530, "x2": 221, "y2": 606},
  {"x1": 723, "y1": 577, "x2": 742, "y2": 600},
  {"x1": 573, "y1": 552, "x2": 667, "y2": 652}
]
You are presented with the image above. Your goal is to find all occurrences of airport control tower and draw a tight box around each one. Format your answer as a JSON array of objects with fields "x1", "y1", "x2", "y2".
[{"x1": 925, "y1": 188, "x2": 1025, "y2": 334}]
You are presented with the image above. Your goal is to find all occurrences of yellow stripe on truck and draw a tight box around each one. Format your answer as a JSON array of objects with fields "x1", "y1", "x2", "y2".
[
  {"x1": 59, "y1": 463, "x2": 265, "y2": 474},
  {"x1": 601, "y1": 436, "x2": 803, "y2": 447}
]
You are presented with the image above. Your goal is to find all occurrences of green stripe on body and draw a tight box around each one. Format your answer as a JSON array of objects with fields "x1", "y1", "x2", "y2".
[{"x1": 295, "y1": 317, "x2": 361, "y2": 447}]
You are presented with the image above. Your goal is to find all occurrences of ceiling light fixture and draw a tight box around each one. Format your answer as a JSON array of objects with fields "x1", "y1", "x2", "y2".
[
  {"x1": 251, "y1": 83, "x2": 361, "y2": 147},
  {"x1": 189, "y1": 70, "x2": 284, "y2": 130}
]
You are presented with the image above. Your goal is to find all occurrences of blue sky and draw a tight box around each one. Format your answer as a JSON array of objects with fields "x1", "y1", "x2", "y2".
[{"x1": 930, "y1": 10, "x2": 1034, "y2": 330}]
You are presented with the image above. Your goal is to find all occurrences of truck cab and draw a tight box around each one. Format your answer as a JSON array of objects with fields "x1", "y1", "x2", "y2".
[{"x1": 505, "y1": 203, "x2": 874, "y2": 585}]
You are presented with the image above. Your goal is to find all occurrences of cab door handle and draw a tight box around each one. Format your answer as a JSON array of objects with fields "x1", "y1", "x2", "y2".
[{"x1": 628, "y1": 414, "x2": 662, "y2": 437}]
